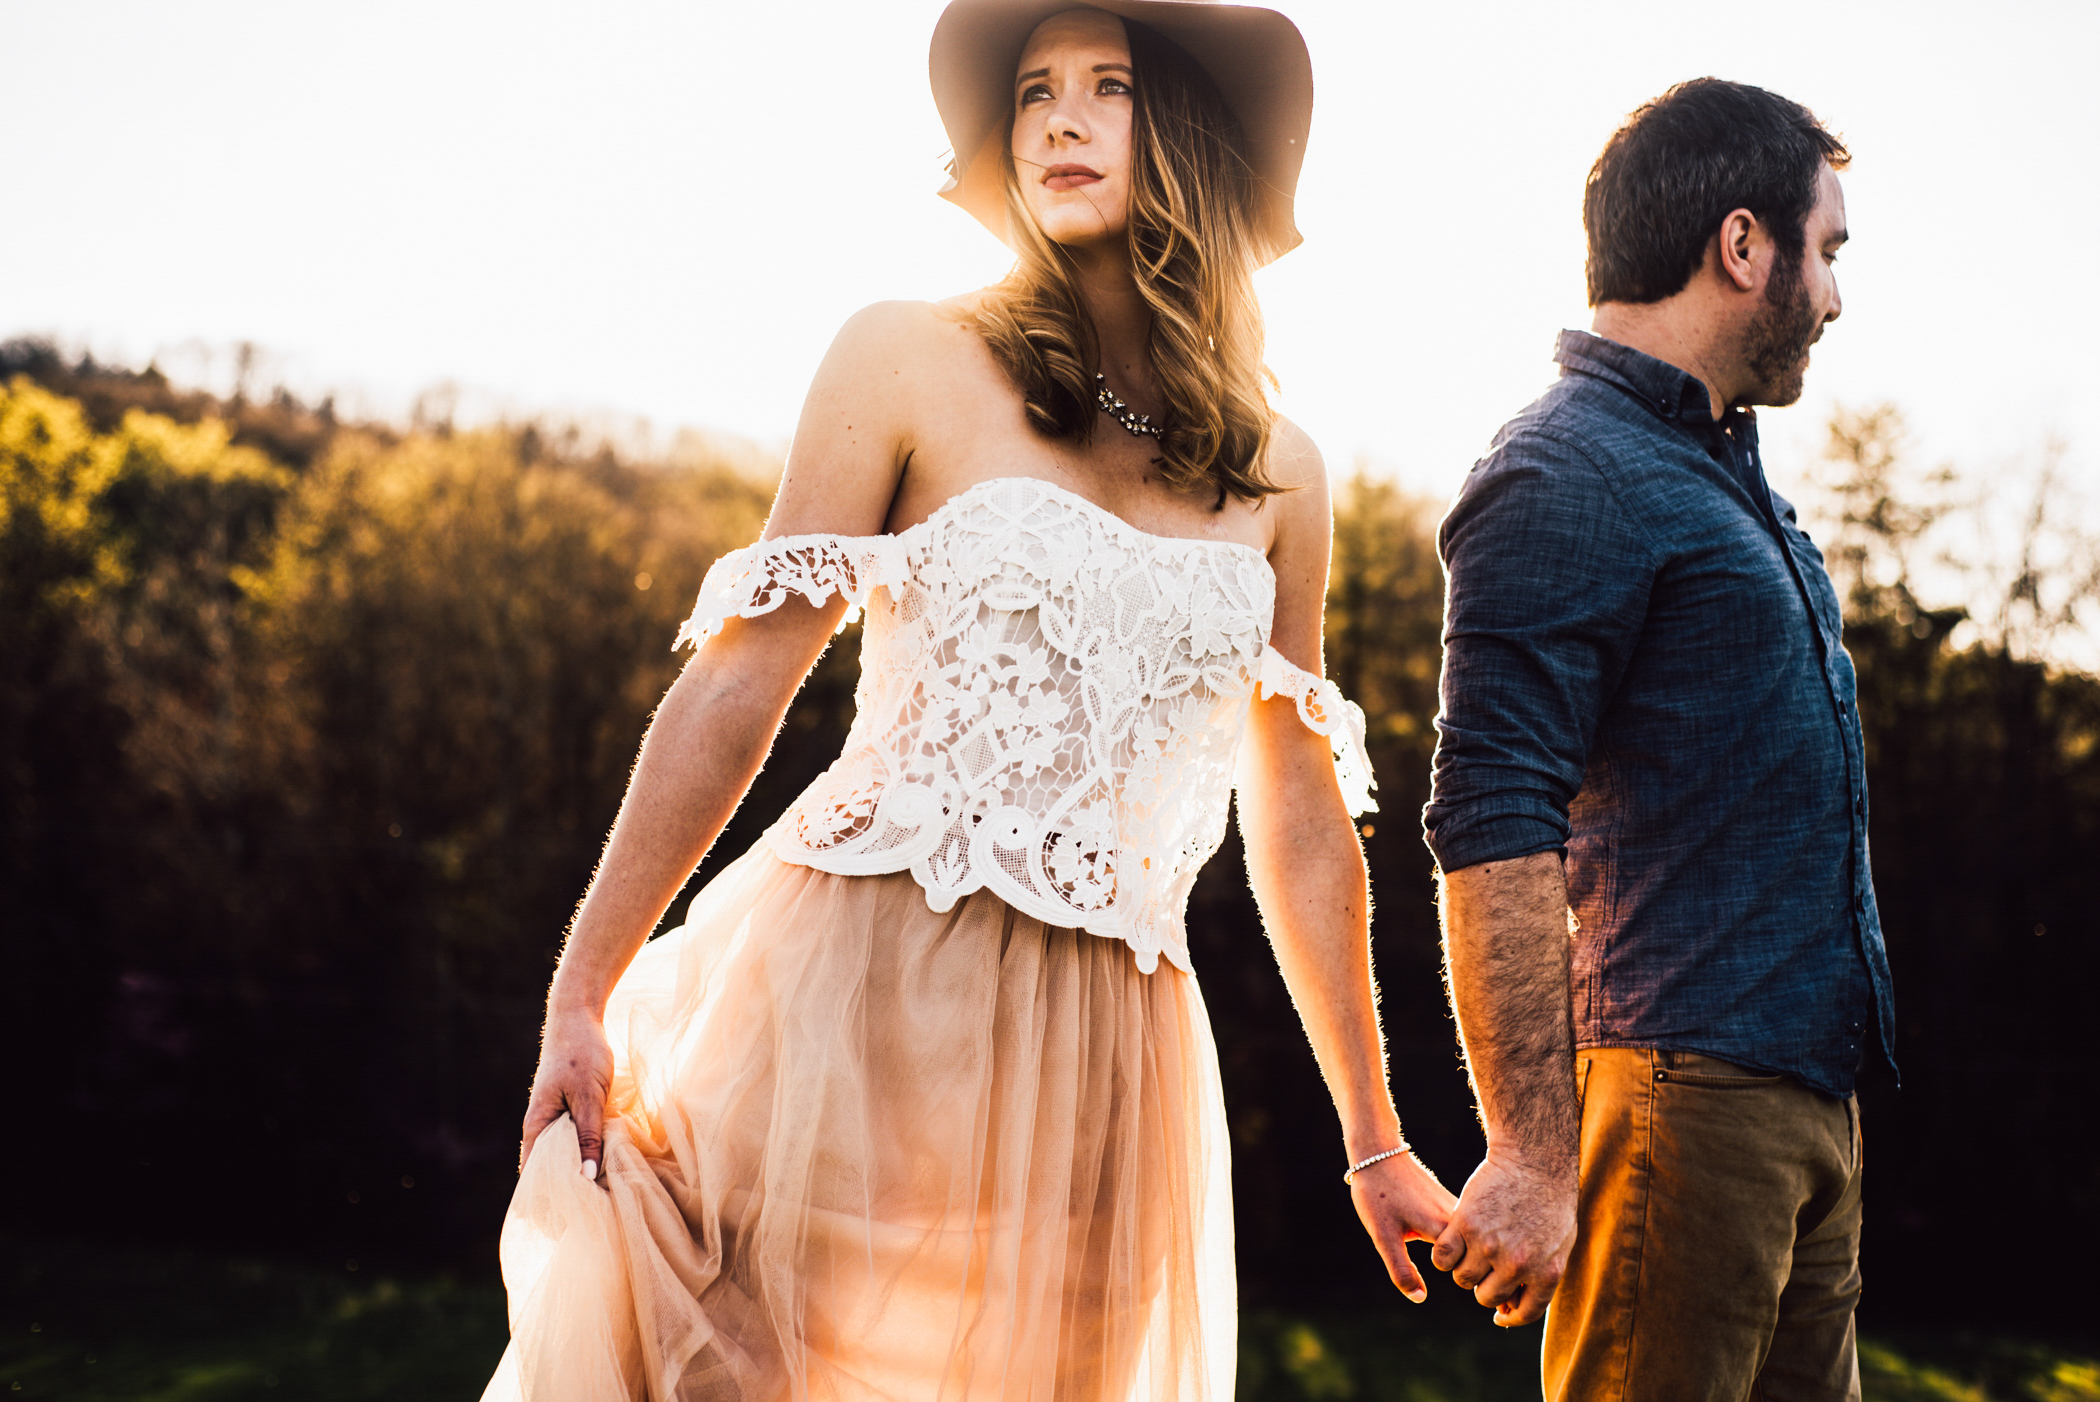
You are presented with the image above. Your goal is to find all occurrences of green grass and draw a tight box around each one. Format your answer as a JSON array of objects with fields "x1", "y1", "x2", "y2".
[
  {"x1": 1239, "y1": 1309, "x2": 1537, "y2": 1401},
  {"x1": 2, "y1": 1242, "x2": 508, "y2": 1401},
  {"x1": 1234, "y1": 1313, "x2": 2100, "y2": 1402},
  {"x1": 6, "y1": 1241, "x2": 2095, "y2": 1400},
  {"x1": 1855, "y1": 1336, "x2": 2100, "y2": 1402}
]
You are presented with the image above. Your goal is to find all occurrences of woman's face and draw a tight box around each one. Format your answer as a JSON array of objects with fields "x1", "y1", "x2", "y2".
[{"x1": 1010, "y1": 8, "x2": 1135, "y2": 251}]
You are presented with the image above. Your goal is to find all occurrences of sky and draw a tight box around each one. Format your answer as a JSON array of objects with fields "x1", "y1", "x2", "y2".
[{"x1": 5, "y1": 0, "x2": 2096, "y2": 516}]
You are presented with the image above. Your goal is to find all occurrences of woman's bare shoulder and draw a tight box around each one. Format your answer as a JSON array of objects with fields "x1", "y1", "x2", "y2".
[
  {"x1": 1260, "y1": 415, "x2": 1335, "y2": 664},
  {"x1": 814, "y1": 295, "x2": 993, "y2": 387},
  {"x1": 774, "y1": 298, "x2": 1000, "y2": 535},
  {"x1": 1265, "y1": 414, "x2": 1332, "y2": 518},
  {"x1": 932, "y1": 285, "x2": 999, "y2": 319},
  {"x1": 827, "y1": 298, "x2": 951, "y2": 359},
  {"x1": 836, "y1": 289, "x2": 998, "y2": 343}
]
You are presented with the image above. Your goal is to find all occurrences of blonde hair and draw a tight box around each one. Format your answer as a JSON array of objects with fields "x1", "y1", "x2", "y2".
[{"x1": 965, "y1": 18, "x2": 1282, "y2": 504}]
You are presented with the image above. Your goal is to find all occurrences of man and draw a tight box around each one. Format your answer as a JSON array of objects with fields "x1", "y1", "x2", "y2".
[{"x1": 1419, "y1": 80, "x2": 1896, "y2": 1400}]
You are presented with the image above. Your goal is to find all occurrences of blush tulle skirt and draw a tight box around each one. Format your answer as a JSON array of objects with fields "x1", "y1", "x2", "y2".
[{"x1": 479, "y1": 846, "x2": 1236, "y2": 1402}]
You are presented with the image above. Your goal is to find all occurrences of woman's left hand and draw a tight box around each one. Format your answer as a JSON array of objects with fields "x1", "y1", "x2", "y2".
[{"x1": 1349, "y1": 1152, "x2": 1459, "y2": 1304}]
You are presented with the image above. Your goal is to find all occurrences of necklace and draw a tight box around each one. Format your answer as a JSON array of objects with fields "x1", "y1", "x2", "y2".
[{"x1": 1094, "y1": 373, "x2": 1162, "y2": 439}]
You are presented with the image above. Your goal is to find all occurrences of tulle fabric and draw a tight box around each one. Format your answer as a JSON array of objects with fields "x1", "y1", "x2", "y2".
[{"x1": 481, "y1": 846, "x2": 1236, "y2": 1402}]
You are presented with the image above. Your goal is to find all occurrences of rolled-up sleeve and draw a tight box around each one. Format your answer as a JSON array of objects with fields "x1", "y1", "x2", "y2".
[{"x1": 1422, "y1": 428, "x2": 1656, "y2": 872}]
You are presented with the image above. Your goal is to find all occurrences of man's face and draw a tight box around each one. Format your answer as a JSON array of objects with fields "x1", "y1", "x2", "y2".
[{"x1": 1741, "y1": 163, "x2": 1848, "y2": 407}]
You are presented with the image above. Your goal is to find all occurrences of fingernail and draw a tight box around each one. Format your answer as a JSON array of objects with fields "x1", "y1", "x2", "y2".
[{"x1": 582, "y1": 1159, "x2": 599, "y2": 1181}]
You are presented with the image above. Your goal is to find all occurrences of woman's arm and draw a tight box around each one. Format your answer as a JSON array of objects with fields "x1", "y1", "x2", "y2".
[
  {"x1": 519, "y1": 302, "x2": 938, "y2": 1179},
  {"x1": 1235, "y1": 422, "x2": 1456, "y2": 1301}
]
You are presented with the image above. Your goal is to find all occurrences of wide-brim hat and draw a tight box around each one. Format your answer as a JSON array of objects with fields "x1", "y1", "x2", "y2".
[{"x1": 929, "y1": 0, "x2": 1313, "y2": 266}]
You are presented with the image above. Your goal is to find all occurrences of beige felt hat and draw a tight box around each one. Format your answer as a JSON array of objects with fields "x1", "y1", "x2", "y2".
[{"x1": 929, "y1": 0, "x2": 1313, "y2": 265}]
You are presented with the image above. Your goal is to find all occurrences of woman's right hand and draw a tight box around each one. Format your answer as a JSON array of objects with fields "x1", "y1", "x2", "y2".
[
  {"x1": 519, "y1": 1007, "x2": 617, "y2": 1180},
  {"x1": 1350, "y1": 1150, "x2": 1459, "y2": 1304}
]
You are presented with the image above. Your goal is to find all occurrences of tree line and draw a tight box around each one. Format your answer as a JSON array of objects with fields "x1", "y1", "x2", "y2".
[{"x1": 3, "y1": 340, "x2": 2094, "y2": 1327}]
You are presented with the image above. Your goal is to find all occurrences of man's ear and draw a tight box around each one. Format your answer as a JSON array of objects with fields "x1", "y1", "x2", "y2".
[{"x1": 1715, "y1": 208, "x2": 1761, "y2": 293}]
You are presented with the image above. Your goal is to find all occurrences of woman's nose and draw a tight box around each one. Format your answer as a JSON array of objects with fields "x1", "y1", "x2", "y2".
[{"x1": 1043, "y1": 93, "x2": 1089, "y2": 145}]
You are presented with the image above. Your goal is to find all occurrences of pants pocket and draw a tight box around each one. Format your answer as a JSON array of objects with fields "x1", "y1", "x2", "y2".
[{"x1": 1655, "y1": 1052, "x2": 1785, "y2": 1089}]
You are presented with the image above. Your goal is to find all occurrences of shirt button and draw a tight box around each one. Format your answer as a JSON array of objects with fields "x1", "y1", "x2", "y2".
[{"x1": 1854, "y1": 796, "x2": 1865, "y2": 817}]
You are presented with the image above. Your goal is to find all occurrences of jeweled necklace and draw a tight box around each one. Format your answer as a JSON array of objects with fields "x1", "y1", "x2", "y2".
[{"x1": 1094, "y1": 373, "x2": 1162, "y2": 439}]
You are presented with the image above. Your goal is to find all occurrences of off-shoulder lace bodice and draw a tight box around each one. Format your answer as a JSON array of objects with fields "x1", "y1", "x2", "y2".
[{"x1": 679, "y1": 476, "x2": 1374, "y2": 973}]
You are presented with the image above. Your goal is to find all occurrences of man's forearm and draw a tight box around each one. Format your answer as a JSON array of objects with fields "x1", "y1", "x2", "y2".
[{"x1": 1438, "y1": 852, "x2": 1580, "y2": 1166}]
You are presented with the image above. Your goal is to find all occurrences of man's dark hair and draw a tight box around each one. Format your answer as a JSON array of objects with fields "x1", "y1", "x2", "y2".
[{"x1": 1584, "y1": 78, "x2": 1848, "y2": 306}]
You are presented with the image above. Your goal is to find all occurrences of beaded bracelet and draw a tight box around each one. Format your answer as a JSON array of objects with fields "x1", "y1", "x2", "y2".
[{"x1": 1343, "y1": 1143, "x2": 1412, "y2": 1184}]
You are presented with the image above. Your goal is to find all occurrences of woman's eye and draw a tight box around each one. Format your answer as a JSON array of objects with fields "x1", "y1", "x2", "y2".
[
  {"x1": 1019, "y1": 83, "x2": 1052, "y2": 106},
  {"x1": 1099, "y1": 78, "x2": 1131, "y2": 95}
]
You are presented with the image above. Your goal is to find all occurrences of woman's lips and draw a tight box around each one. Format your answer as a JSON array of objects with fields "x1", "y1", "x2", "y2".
[{"x1": 1043, "y1": 164, "x2": 1103, "y2": 191}]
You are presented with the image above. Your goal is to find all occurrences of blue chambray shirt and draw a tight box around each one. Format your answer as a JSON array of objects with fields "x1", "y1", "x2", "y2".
[{"x1": 1422, "y1": 330, "x2": 1895, "y2": 1096}]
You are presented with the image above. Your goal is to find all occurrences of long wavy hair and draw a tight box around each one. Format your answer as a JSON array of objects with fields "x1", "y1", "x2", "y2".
[{"x1": 965, "y1": 19, "x2": 1282, "y2": 504}]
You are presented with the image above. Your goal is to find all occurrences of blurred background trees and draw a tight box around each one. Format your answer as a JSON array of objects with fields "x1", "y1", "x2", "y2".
[
  {"x1": 1802, "y1": 405, "x2": 2100, "y2": 1311},
  {"x1": 3, "y1": 339, "x2": 2096, "y2": 1336}
]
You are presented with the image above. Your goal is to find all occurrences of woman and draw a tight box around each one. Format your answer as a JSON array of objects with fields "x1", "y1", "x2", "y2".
[{"x1": 483, "y1": 4, "x2": 1453, "y2": 1399}]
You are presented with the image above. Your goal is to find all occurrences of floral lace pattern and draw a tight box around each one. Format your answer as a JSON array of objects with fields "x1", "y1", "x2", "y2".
[
  {"x1": 673, "y1": 534, "x2": 908, "y2": 653},
  {"x1": 678, "y1": 476, "x2": 1375, "y2": 974},
  {"x1": 1257, "y1": 650, "x2": 1378, "y2": 820}
]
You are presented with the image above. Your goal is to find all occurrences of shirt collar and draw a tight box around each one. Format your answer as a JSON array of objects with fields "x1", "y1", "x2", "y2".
[{"x1": 1553, "y1": 329, "x2": 1731, "y2": 428}]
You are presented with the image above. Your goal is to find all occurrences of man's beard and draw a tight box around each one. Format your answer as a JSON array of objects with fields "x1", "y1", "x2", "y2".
[{"x1": 1741, "y1": 246, "x2": 1821, "y2": 407}]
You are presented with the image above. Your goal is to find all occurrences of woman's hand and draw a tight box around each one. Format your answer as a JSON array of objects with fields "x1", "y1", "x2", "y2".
[
  {"x1": 1236, "y1": 428, "x2": 1456, "y2": 1301},
  {"x1": 509, "y1": 606, "x2": 851, "y2": 1184},
  {"x1": 1349, "y1": 1151, "x2": 1458, "y2": 1304},
  {"x1": 502, "y1": 302, "x2": 922, "y2": 1188},
  {"x1": 519, "y1": 1008, "x2": 616, "y2": 1180}
]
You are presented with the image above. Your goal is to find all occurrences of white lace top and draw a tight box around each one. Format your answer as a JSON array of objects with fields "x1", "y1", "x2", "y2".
[{"x1": 677, "y1": 476, "x2": 1374, "y2": 974}]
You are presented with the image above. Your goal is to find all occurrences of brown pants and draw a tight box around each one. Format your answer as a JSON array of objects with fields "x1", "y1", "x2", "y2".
[{"x1": 1541, "y1": 1048, "x2": 1864, "y2": 1402}]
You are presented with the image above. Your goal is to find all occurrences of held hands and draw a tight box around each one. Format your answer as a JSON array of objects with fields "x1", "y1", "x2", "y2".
[
  {"x1": 1431, "y1": 1148, "x2": 1578, "y2": 1327},
  {"x1": 1349, "y1": 1153, "x2": 1459, "y2": 1304},
  {"x1": 518, "y1": 1006, "x2": 616, "y2": 1183}
]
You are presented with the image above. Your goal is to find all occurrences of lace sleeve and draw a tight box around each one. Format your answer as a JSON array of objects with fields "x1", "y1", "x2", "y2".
[
  {"x1": 673, "y1": 533, "x2": 909, "y2": 653},
  {"x1": 1256, "y1": 649, "x2": 1379, "y2": 817}
]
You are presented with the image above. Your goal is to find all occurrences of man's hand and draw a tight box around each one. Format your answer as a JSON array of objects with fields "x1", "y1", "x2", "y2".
[
  {"x1": 1349, "y1": 1152, "x2": 1459, "y2": 1303},
  {"x1": 1433, "y1": 1149, "x2": 1577, "y2": 1326},
  {"x1": 1433, "y1": 853, "x2": 1581, "y2": 1326}
]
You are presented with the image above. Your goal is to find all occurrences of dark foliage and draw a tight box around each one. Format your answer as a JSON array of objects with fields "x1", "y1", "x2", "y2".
[
  {"x1": 3, "y1": 357, "x2": 2095, "y2": 1339},
  {"x1": 1805, "y1": 407, "x2": 2100, "y2": 1329}
]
